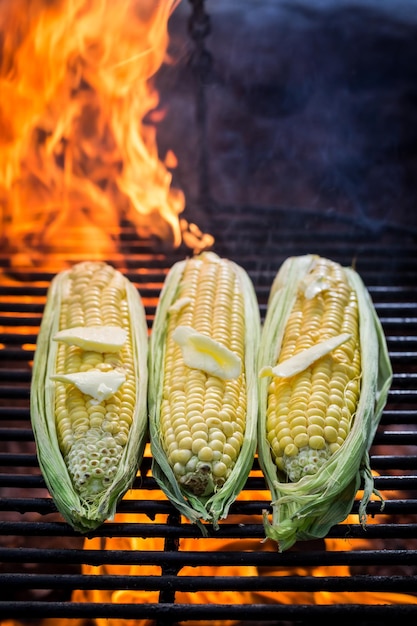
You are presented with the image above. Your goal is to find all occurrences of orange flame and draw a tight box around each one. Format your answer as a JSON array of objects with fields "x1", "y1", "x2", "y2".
[
  {"x1": 64, "y1": 478, "x2": 417, "y2": 626},
  {"x1": 1, "y1": 458, "x2": 416, "y2": 626},
  {"x1": 0, "y1": 0, "x2": 212, "y2": 266}
]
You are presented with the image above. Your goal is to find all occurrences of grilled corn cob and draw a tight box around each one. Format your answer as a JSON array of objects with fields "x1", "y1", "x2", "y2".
[
  {"x1": 30, "y1": 261, "x2": 148, "y2": 532},
  {"x1": 258, "y1": 254, "x2": 392, "y2": 551},
  {"x1": 148, "y1": 251, "x2": 260, "y2": 528}
]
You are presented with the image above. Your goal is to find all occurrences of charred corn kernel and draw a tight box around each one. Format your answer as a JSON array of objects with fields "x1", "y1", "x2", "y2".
[
  {"x1": 258, "y1": 254, "x2": 392, "y2": 551},
  {"x1": 149, "y1": 252, "x2": 260, "y2": 529},
  {"x1": 30, "y1": 261, "x2": 148, "y2": 533}
]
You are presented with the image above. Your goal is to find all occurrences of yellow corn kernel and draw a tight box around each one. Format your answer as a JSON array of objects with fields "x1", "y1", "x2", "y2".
[
  {"x1": 265, "y1": 257, "x2": 361, "y2": 482},
  {"x1": 51, "y1": 263, "x2": 134, "y2": 495},
  {"x1": 258, "y1": 254, "x2": 393, "y2": 551},
  {"x1": 159, "y1": 253, "x2": 247, "y2": 496},
  {"x1": 149, "y1": 251, "x2": 260, "y2": 529},
  {"x1": 31, "y1": 261, "x2": 148, "y2": 532}
]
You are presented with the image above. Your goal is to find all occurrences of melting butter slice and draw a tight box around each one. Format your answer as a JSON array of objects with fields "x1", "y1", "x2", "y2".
[
  {"x1": 53, "y1": 326, "x2": 127, "y2": 353},
  {"x1": 172, "y1": 325, "x2": 242, "y2": 380},
  {"x1": 51, "y1": 369, "x2": 126, "y2": 402},
  {"x1": 259, "y1": 332, "x2": 352, "y2": 379},
  {"x1": 301, "y1": 276, "x2": 331, "y2": 300}
]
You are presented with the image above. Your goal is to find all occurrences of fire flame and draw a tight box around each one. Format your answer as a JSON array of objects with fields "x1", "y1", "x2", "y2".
[
  {"x1": 0, "y1": 0, "x2": 212, "y2": 266},
  {"x1": 66, "y1": 476, "x2": 417, "y2": 626}
]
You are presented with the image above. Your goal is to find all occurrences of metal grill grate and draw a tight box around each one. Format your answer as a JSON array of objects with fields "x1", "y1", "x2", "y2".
[{"x1": 1, "y1": 207, "x2": 417, "y2": 625}]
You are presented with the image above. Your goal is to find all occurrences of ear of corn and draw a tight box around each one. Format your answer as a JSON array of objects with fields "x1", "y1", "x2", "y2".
[
  {"x1": 30, "y1": 261, "x2": 148, "y2": 533},
  {"x1": 148, "y1": 251, "x2": 260, "y2": 529},
  {"x1": 258, "y1": 254, "x2": 392, "y2": 551}
]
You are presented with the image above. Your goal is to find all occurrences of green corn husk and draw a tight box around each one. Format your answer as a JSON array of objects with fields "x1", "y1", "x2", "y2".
[
  {"x1": 148, "y1": 252, "x2": 260, "y2": 531},
  {"x1": 258, "y1": 254, "x2": 393, "y2": 551},
  {"x1": 30, "y1": 262, "x2": 149, "y2": 533}
]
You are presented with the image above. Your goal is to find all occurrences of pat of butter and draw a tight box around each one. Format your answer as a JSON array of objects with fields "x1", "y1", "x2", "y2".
[
  {"x1": 300, "y1": 276, "x2": 331, "y2": 300},
  {"x1": 172, "y1": 325, "x2": 241, "y2": 380},
  {"x1": 53, "y1": 326, "x2": 127, "y2": 353},
  {"x1": 259, "y1": 333, "x2": 351, "y2": 379},
  {"x1": 51, "y1": 369, "x2": 126, "y2": 402}
]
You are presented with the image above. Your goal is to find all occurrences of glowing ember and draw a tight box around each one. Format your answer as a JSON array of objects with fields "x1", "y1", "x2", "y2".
[{"x1": 0, "y1": 0, "x2": 212, "y2": 266}]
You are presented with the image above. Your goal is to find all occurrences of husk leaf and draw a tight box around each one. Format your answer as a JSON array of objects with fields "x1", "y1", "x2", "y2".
[
  {"x1": 148, "y1": 252, "x2": 260, "y2": 530},
  {"x1": 30, "y1": 265, "x2": 149, "y2": 533},
  {"x1": 258, "y1": 255, "x2": 393, "y2": 551}
]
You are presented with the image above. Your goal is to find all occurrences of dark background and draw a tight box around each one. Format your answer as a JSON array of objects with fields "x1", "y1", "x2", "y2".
[{"x1": 155, "y1": 0, "x2": 417, "y2": 236}]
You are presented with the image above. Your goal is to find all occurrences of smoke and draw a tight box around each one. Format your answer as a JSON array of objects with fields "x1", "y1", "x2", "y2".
[{"x1": 165, "y1": 0, "x2": 417, "y2": 232}]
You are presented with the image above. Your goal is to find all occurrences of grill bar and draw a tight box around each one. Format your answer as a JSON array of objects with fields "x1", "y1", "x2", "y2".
[
  {"x1": 1, "y1": 472, "x2": 417, "y2": 492},
  {"x1": 1, "y1": 214, "x2": 417, "y2": 624},
  {"x1": 2, "y1": 601, "x2": 417, "y2": 623},
  {"x1": 2, "y1": 522, "x2": 417, "y2": 541},
  {"x1": 2, "y1": 547, "x2": 417, "y2": 568},
  {"x1": 2, "y1": 572, "x2": 417, "y2": 593}
]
